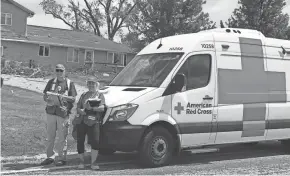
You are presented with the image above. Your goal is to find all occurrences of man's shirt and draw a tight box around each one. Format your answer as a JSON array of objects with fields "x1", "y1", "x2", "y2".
[
  {"x1": 43, "y1": 78, "x2": 77, "y2": 97},
  {"x1": 43, "y1": 78, "x2": 77, "y2": 114}
]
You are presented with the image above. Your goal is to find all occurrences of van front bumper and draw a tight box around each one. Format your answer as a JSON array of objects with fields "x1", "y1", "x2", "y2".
[{"x1": 101, "y1": 121, "x2": 146, "y2": 152}]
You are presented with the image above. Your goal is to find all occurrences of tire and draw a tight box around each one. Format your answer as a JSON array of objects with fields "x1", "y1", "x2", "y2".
[
  {"x1": 99, "y1": 148, "x2": 116, "y2": 155},
  {"x1": 139, "y1": 126, "x2": 175, "y2": 168},
  {"x1": 281, "y1": 140, "x2": 290, "y2": 153}
]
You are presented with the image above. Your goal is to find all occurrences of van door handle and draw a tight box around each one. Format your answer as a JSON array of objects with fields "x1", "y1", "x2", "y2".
[{"x1": 203, "y1": 95, "x2": 213, "y2": 100}]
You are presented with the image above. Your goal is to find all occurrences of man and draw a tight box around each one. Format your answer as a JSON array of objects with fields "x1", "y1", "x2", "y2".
[{"x1": 41, "y1": 64, "x2": 77, "y2": 166}]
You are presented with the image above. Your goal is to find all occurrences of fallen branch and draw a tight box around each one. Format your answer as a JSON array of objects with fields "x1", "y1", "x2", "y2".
[{"x1": 29, "y1": 66, "x2": 43, "y2": 78}]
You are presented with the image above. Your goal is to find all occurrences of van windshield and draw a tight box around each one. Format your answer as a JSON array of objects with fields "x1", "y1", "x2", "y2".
[{"x1": 109, "y1": 52, "x2": 184, "y2": 87}]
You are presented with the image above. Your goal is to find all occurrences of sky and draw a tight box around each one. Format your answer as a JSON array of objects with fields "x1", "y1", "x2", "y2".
[{"x1": 14, "y1": 0, "x2": 290, "y2": 42}]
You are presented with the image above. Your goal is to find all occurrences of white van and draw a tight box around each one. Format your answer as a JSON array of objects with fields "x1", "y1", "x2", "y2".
[{"x1": 99, "y1": 28, "x2": 290, "y2": 167}]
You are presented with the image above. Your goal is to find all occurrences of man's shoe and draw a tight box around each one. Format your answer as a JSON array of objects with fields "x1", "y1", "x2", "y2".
[
  {"x1": 40, "y1": 158, "x2": 54, "y2": 166},
  {"x1": 55, "y1": 160, "x2": 66, "y2": 166}
]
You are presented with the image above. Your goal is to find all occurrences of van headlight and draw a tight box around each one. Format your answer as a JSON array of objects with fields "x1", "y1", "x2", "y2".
[{"x1": 108, "y1": 104, "x2": 138, "y2": 121}]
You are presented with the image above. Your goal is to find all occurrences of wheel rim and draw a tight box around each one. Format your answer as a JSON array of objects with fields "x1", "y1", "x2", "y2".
[{"x1": 151, "y1": 136, "x2": 167, "y2": 160}]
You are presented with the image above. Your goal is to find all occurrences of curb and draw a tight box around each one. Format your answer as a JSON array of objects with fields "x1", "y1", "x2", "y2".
[
  {"x1": 1, "y1": 152, "x2": 80, "y2": 163},
  {"x1": 1, "y1": 160, "x2": 134, "y2": 174},
  {"x1": 1, "y1": 151, "x2": 135, "y2": 163}
]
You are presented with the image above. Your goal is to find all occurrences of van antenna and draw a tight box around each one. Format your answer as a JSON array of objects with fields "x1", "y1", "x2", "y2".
[{"x1": 157, "y1": 38, "x2": 163, "y2": 49}]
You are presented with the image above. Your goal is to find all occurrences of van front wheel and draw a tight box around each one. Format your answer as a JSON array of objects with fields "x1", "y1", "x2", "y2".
[
  {"x1": 139, "y1": 126, "x2": 174, "y2": 167},
  {"x1": 281, "y1": 140, "x2": 290, "y2": 153}
]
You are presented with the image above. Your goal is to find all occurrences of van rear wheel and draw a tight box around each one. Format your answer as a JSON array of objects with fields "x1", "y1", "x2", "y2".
[{"x1": 139, "y1": 126, "x2": 174, "y2": 167}]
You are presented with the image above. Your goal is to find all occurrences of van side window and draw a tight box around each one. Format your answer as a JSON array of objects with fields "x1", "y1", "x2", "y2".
[{"x1": 177, "y1": 54, "x2": 211, "y2": 90}]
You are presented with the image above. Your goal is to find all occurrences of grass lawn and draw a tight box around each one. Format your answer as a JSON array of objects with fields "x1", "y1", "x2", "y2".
[
  {"x1": 1, "y1": 71, "x2": 117, "y2": 158},
  {"x1": 1, "y1": 85, "x2": 79, "y2": 157}
]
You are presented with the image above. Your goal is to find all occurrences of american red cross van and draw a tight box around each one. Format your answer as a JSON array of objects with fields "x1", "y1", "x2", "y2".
[{"x1": 99, "y1": 28, "x2": 290, "y2": 167}]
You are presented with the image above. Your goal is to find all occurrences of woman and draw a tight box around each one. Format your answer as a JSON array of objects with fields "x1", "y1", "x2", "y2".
[{"x1": 72, "y1": 76, "x2": 106, "y2": 170}]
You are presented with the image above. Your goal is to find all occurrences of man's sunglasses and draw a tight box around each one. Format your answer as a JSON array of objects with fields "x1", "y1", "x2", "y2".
[{"x1": 56, "y1": 69, "x2": 64, "y2": 72}]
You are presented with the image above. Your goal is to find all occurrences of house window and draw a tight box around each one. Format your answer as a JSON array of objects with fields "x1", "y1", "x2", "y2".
[
  {"x1": 85, "y1": 50, "x2": 94, "y2": 63},
  {"x1": 115, "y1": 53, "x2": 128, "y2": 66},
  {"x1": 73, "y1": 49, "x2": 79, "y2": 62},
  {"x1": 123, "y1": 54, "x2": 127, "y2": 66},
  {"x1": 107, "y1": 52, "x2": 127, "y2": 66},
  {"x1": 39, "y1": 45, "x2": 50, "y2": 57},
  {"x1": 107, "y1": 52, "x2": 114, "y2": 63},
  {"x1": 67, "y1": 48, "x2": 79, "y2": 63},
  {"x1": 1, "y1": 13, "x2": 12, "y2": 25},
  {"x1": 1, "y1": 46, "x2": 3, "y2": 57},
  {"x1": 113, "y1": 53, "x2": 122, "y2": 65}
]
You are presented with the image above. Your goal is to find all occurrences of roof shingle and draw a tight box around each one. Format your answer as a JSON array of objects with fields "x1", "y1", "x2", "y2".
[{"x1": 1, "y1": 25, "x2": 135, "y2": 54}]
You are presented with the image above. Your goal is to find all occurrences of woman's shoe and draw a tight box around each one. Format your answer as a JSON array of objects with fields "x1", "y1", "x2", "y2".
[
  {"x1": 78, "y1": 153, "x2": 85, "y2": 169},
  {"x1": 77, "y1": 162, "x2": 85, "y2": 169},
  {"x1": 55, "y1": 160, "x2": 66, "y2": 166},
  {"x1": 91, "y1": 163, "x2": 100, "y2": 170}
]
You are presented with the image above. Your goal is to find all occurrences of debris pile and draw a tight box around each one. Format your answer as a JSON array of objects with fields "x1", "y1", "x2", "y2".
[
  {"x1": 1, "y1": 59, "x2": 117, "y2": 83},
  {"x1": 1, "y1": 60, "x2": 53, "y2": 78}
]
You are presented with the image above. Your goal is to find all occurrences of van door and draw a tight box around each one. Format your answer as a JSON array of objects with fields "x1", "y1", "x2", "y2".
[{"x1": 169, "y1": 52, "x2": 216, "y2": 147}]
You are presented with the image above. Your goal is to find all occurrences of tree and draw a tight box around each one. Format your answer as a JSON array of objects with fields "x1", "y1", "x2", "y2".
[
  {"x1": 40, "y1": 0, "x2": 90, "y2": 32},
  {"x1": 122, "y1": 0, "x2": 216, "y2": 50},
  {"x1": 227, "y1": 0, "x2": 289, "y2": 39},
  {"x1": 40, "y1": 0, "x2": 137, "y2": 41},
  {"x1": 99, "y1": 0, "x2": 137, "y2": 40},
  {"x1": 120, "y1": 32, "x2": 146, "y2": 53},
  {"x1": 287, "y1": 27, "x2": 290, "y2": 39},
  {"x1": 220, "y1": 20, "x2": 225, "y2": 28}
]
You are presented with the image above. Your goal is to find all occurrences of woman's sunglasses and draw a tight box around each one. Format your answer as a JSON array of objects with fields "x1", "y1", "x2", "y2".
[{"x1": 56, "y1": 69, "x2": 64, "y2": 72}]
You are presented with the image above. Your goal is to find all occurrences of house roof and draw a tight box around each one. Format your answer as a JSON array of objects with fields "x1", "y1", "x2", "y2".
[
  {"x1": 6, "y1": 0, "x2": 35, "y2": 16},
  {"x1": 1, "y1": 25, "x2": 135, "y2": 54}
]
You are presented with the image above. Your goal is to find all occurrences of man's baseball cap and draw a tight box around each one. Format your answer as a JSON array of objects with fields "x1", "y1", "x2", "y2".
[{"x1": 55, "y1": 64, "x2": 65, "y2": 71}]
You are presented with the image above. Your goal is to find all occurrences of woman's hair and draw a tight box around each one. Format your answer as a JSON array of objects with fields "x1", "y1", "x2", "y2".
[{"x1": 95, "y1": 81, "x2": 100, "y2": 87}]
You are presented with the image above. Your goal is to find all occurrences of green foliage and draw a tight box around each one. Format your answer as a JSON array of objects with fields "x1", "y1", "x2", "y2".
[
  {"x1": 40, "y1": 0, "x2": 136, "y2": 41},
  {"x1": 227, "y1": 0, "x2": 289, "y2": 39},
  {"x1": 287, "y1": 27, "x2": 290, "y2": 39},
  {"x1": 40, "y1": 0, "x2": 92, "y2": 32},
  {"x1": 120, "y1": 32, "x2": 147, "y2": 53},
  {"x1": 121, "y1": 0, "x2": 216, "y2": 52}
]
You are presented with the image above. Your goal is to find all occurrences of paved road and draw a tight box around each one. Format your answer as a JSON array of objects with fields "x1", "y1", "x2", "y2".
[{"x1": 3, "y1": 141, "x2": 290, "y2": 175}]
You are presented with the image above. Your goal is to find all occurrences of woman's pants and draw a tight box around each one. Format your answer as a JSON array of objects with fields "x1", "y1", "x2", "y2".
[{"x1": 76, "y1": 122, "x2": 100, "y2": 154}]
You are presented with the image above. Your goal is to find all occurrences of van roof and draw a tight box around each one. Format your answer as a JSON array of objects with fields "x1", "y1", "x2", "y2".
[
  {"x1": 138, "y1": 32, "x2": 214, "y2": 55},
  {"x1": 138, "y1": 28, "x2": 290, "y2": 55},
  {"x1": 200, "y1": 28, "x2": 265, "y2": 37}
]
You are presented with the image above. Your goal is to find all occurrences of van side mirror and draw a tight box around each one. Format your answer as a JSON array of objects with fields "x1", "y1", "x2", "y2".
[
  {"x1": 162, "y1": 73, "x2": 186, "y2": 96},
  {"x1": 173, "y1": 73, "x2": 186, "y2": 92}
]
